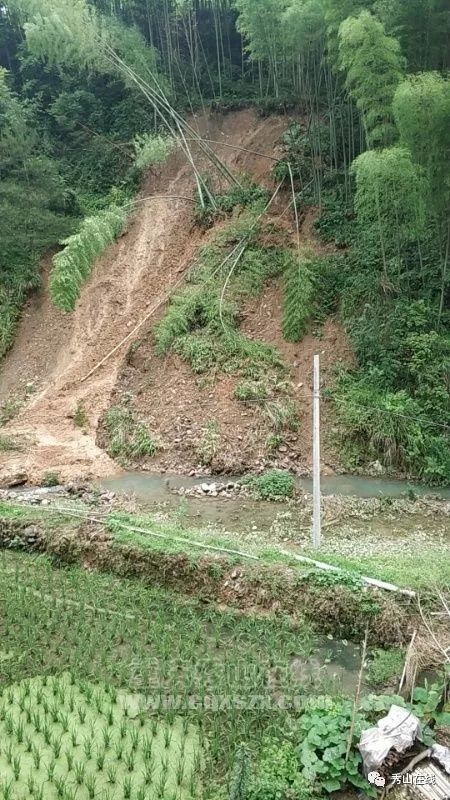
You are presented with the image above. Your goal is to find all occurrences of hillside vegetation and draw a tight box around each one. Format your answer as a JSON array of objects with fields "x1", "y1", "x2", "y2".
[{"x1": 0, "y1": 0, "x2": 449, "y2": 486}]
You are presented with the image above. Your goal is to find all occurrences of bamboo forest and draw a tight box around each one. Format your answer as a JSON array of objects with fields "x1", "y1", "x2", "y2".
[{"x1": 0, "y1": 1, "x2": 449, "y2": 799}]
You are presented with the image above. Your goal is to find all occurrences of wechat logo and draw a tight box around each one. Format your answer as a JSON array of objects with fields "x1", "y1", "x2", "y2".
[{"x1": 368, "y1": 771, "x2": 386, "y2": 787}]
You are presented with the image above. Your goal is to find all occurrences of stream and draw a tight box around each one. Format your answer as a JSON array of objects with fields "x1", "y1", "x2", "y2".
[{"x1": 100, "y1": 470, "x2": 450, "y2": 535}]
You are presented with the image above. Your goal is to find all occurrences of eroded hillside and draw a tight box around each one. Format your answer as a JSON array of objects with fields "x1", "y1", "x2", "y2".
[{"x1": 0, "y1": 109, "x2": 353, "y2": 484}]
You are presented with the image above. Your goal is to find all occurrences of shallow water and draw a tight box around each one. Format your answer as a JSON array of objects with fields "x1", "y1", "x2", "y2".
[
  {"x1": 100, "y1": 470, "x2": 450, "y2": 536},
  {"x1": 102, "y1": 470, "x2": 450, "y2": 501},
  {"x1": 292, "y1": 637, "x2": 363, "y2": 694}
]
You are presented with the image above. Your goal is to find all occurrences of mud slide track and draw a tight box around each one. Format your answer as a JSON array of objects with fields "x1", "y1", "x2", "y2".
[{"x1": 0, "y1": 110, "x2": 287, "y2": 484}]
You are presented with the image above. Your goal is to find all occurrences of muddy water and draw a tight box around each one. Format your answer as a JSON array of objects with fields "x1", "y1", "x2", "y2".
[{"x1": 292, "y1": 637, "x2": 364, "y2": 694}]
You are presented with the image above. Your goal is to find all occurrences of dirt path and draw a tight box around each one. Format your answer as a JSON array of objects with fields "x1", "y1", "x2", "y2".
[{"x1": 0, "y1": 110, "x2": 287, "y2": 484}]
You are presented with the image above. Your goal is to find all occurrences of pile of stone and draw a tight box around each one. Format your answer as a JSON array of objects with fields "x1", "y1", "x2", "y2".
[
  {"x1": 174, "y1": 481, "x2": 249, "y2": 499},
  {"x1": 0, "y1": 484, "x2": 116, "y2": 507}
]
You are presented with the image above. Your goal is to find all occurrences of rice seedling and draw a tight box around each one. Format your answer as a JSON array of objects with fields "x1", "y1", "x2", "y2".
[
  {"x1": 73, "y1": 761, "x2": 86, "y2": 785},
  {"x1": 106, "y1": 765, "x2": 117, "y2": 785},
  {"x1": 12, "y1": 755, "x2": 21, "y2": 781},
  {"x1": 101, "y1": 727, "x2": 111, "y2": 750},
  {"x1": 46, "y1": 758, "x2": 56, "y2": 782},
  {"x1": 65, "y1": 749, "x2": 74, "y2": 772},
  {"x1": 83, "y1": 735, "x2": 93, "y2": 760},
  {"x1": 96, "y1": 747, "x2": 106, "y2": 771},
  {"x1": 32, "y1": 744, "x2": 41, "y2": 770},
  {"x1": 85, "y1": 774, "x2": 97, "y2": 800},
  {"x1": 0, "y1": 549, "x2": 316, "y2": 799},
  {"x1": 122, "y1": 776, "x2": 132, "y2": 800}
]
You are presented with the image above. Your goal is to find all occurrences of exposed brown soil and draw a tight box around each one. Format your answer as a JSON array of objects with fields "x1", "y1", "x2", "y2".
[
  {"x1": 108, "y1": 279, "x2": 353, "y2": 476},
  {"x1": 0, "y1": 109, "x2": 292, "y2": 485}
]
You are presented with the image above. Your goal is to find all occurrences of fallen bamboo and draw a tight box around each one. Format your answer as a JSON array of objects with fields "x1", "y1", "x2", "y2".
[{"x1": 184, "y1": 137, "x2": 281, "y2": 162}]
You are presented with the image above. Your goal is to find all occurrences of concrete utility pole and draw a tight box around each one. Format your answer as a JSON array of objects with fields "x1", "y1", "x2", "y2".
[{"x1": 312, "y1": 354, "x2": 321, "y2": 548}]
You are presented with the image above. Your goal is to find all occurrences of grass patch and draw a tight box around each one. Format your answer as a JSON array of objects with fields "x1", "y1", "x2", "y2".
[
  {"x1": 311, "y1": 549, "x2": 450, "y2": 592},
  {"x1": 197, "y1": 420, "x2": 221, "y2": 466},
  {"x1": 104, "y1": 398, "x2": 158, "y2": 465},
  {"x1": 73, "y1": 401, "x2": 89, "y2": 429},
  {"x1": 41, "y1": 472, "x2": 61, "y2": 488},
  {"x1": 243, "y1": 470, "x2": 295, "y2": 501},
  {"x1": 234, "y1": 380, "x2": 269, "y2": 403},
  {"x1": 264, "y1": 399, "x2": 299, "y2": 432},
  {"x1": 367, "y1": 648, "x2": 405, "y2": 687},
  {"x1": 0, "y1": 396, "x2": 23, "y2": 427},
  {"x1": 0, "y1": 434, "x2": 24, "y2": 451}
]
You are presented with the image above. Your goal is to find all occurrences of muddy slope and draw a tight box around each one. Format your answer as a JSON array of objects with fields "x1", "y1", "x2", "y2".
[{"x1": 0, "y1": 110, "x2": 288, "y2": 484}]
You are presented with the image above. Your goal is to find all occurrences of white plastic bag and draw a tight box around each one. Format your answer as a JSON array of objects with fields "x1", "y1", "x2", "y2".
[{"x1": 359, "y1": 705, "x2": 422, "y2": 774}]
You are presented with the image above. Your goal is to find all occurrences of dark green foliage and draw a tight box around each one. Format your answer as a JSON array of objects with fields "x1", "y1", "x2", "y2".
[
  {"x1": 334, "y1": 371, "x2": 450, "y2": 483},
  {"x1": 313, "y1": 197, "x2": 355, "y2": 248},
  {"x1": 0, "y1": 70, "x2": 73, "y2": 355},
  {"x1": 275, "y1": 102, "x2": 450, "y2": 484}
]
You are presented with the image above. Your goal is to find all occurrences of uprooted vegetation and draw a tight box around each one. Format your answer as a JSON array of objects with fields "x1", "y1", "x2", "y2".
[{"x1": 154, "y1": 207, "x2": 292, "y2": 378}]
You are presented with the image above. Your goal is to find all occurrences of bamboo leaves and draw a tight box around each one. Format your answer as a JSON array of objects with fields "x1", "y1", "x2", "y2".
[
  {"x1": 352, "y1": 147, "x2": 426, "y2": 283},
  {"x1": 282, "y1": 254, "x2": 314, "y2": 341},
  {"x1": 50, "y1": 205, "x2": 129, "y2": 311},
  {"x1": 338, "y1": 10, "x2": 405, "y2": 148}
]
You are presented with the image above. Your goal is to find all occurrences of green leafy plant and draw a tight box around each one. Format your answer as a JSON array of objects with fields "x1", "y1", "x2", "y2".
[
  {"x1": 243, "y1": 470, "x2": 295, "y2": 500},
  {"x1": 197, "y1": 420, "x2": 221, "y2": 466},
  {"x1": 41, "y1": 472, "x2": 61, "y2": 488},
  {"x1": 283, "y1": 255, "x2": 315, "y2": 342},
  {"x1": 247, "y1": 739, "x2": 317, "y2": 800},
  {"x1": 73, "y1": 402, "x2": 89, "y2": 429},
  {"x1": 297, "y1": 696, "x2": 368, "y2": 792},
  {"x1": 133, "y1": 133, "x2": 174, "y2": 171},
  {"x1": 367, "y1": 648, "x2": 405, "y2": 687}
]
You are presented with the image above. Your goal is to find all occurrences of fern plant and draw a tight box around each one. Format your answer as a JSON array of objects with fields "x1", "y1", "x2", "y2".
[
  {"x1": 50, "y1": 205, "x2": 128, "y2": 311},
  {"x1": 282, "y1": 256, "x2": 314, "y2": 342}
]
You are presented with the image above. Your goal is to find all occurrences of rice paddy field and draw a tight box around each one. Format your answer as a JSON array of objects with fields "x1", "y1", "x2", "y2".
[{"x1": 0, "y1": 550, "x2": 318, "y2": 800}]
